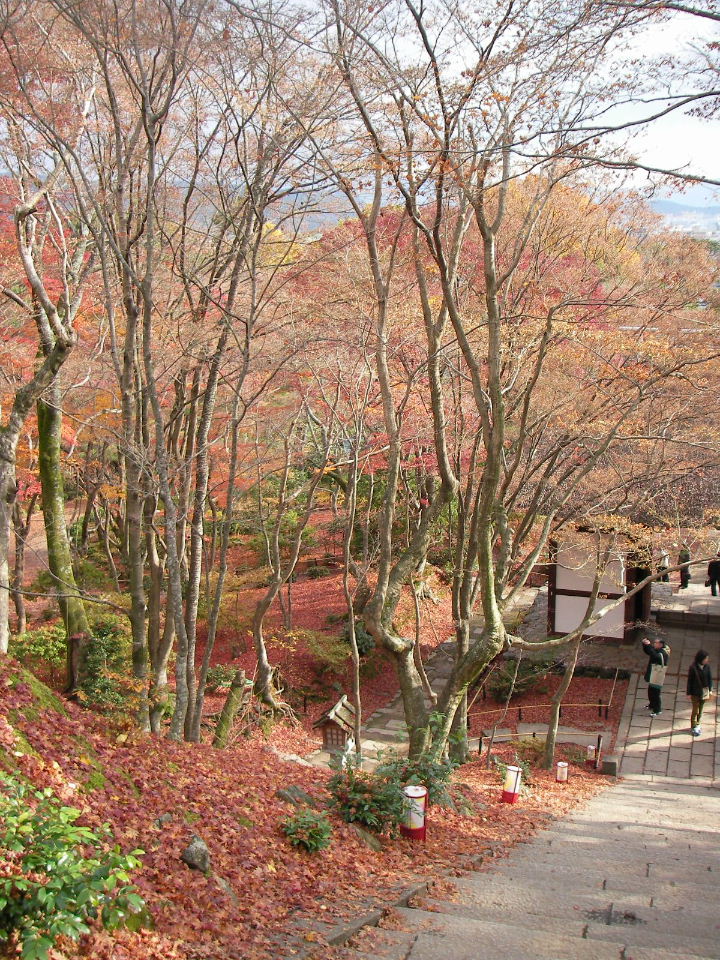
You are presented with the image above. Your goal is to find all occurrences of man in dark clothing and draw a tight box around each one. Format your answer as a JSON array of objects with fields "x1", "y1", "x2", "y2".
[
  {"x1": 707, "y1": 553, "x2": 720, "y2": 597},
  {"x1": 678, "y1": 545, "x2": 691, "y2": 589},
  {"x1": 641, "y1": 637, "x2": 669, "y2": 717}
]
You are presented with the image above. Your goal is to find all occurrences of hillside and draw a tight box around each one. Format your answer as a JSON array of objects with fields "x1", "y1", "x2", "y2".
[{"x1": 0, "y1": 657, "x2": 609, "y2": 960}]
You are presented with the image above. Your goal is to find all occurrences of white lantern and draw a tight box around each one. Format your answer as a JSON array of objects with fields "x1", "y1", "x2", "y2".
[
  {"x1": 400, "y1": 785, "x2": 428, "y2": 840},
  {"x1": 556, "y1": 761, "x2": 569, "y2": 782},
  {"x1": 586, "y1": 744, "x2": 596, "y2": 766},
  {"x1": 501, "y1": 765, "x2": 522, "y2": 804}
]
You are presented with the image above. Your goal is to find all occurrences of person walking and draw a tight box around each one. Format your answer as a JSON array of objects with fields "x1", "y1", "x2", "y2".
[
  {"x1": 678, "y1": 545, "x2": 691, "y2": 590},
  {"x1": 687, "y1": 650, "x2": 713, "y2": 737},
  {"x1": 657, "y1": 548, "x2": 670, "y2": 582},
  {"x1": 707, "y1": 553, "x2": 720, "y2": 597},
  {"x1": 641, "y1": 637, "x2": 670, "y2": 717}
]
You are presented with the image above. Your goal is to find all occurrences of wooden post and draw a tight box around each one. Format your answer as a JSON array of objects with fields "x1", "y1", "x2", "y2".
[{"x1": 595, "y1": 734, "x2": 603, "y2": 770}]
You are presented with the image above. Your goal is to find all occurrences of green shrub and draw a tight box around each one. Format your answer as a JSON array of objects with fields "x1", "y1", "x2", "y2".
[
  {"x1": 306, "y1": 565, "x2": 330, "y2": 579},
  {"x1": 303, "y1": 630, "x2": 349, "y2": 679},
  {"x1": 204, "y1": 664, "x2": 237, "y2": 693},
  {"x1": 342, "y1": 620, "x2": 375, "y2": 658},
  {"x1": 513, "y1": 737, "x2": 546, "y2": 767},
  {"x1": 28, "y1": 569, "x2": 57, "y2": 596},
  {"x1": 281, "y1": 808, "x2": 332, "y2": 853},
  {"x1": 328, "y1": 763, "x2": 405, "y2": 833},
  {"x1": 563, "y1": 745, "x2": 588, "y2": 765},
  {"x1": 79, "y1": 615, "x2": 132, "y2": 710},
  {"x1": 8, "y1": 626, "x2": 66, "y2": 681},
  {"x1": 325, "y1": 612, "x2": 347, "y2": 626},
  {"x1": 72, "y1": 558, "x2": 109, "y2": 590},
  {"x1": 0, "y1": 774, "x2": 149, "y2": 960},
  {"x1": 487, "y1": 657, "x2": 555, "y2": 701},
  {"x1": 375, "y1": 753, "x2": 456, "y2": 806}
]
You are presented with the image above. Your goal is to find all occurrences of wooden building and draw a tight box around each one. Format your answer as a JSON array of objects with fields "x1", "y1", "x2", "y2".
[{"x1": 547, "y1": 536, "x2": 651, "y2": 643}]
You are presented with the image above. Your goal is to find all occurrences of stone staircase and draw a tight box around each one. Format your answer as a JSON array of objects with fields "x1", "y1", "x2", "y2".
[
  {"x1": 338, "y1": 776, "x2": 720, "y2": 960},
  {"x1": 652, "y1": 580, "x2": 720, "y2": 629}
]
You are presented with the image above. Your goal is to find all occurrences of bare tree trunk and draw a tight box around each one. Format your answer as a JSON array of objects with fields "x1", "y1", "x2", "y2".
[
  {"x1": 342, "y1": 449, "x2": 363, "y2": 760},
  {"x1": 543, "y1": 639, "x2": 582, "y2": 769},
  {"x1": 411, "y1": 580, "x2": 436, "y2": 707},
  {"x1": 0, "y1": 464, "x2": 14, "y2": 654},
  {"x1": 11, "y1": 494, "x2": 37, "y2": 635}
]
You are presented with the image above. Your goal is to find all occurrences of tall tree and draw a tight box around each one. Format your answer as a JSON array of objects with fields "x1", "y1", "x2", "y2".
[{"x1": 317, "y1": 0, "x2": 720, "y2": 756}]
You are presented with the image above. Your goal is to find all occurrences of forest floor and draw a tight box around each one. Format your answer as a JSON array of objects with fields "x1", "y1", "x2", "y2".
[
  {"x1": 3, "y1": 507, "x2": 628, "y2": 958},
  {"x1": 0, "y1": 656, "x2": 618, "y2": 960}
]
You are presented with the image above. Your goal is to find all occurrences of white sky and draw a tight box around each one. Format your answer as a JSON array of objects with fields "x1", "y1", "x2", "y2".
[{"x1": 633, "y1": 12, "x2": 720, "y2": 203}]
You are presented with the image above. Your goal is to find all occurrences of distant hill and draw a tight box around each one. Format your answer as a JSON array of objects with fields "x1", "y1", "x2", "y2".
[
  {"x1": 650, "y1": 199, "x2": 720, "y2": 238},
  {"x1": 651, "y1": 199, "x2": 720, "y2": 217}
]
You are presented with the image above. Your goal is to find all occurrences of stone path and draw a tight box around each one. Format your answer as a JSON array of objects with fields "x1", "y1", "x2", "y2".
[
  {"x1": 616, "y1": 621, "x2": 720, "y2": 780},
  {"x1": 335, "y1": 585, "x2": 720, "y2": 960},
  {"x1": 308, "y1": 588, "x2": 561, "y2": 768},
  {"x1": 654, "y1": 578, "x2": 720, "y2": 628},
  {"x1": 342, "y1": 777, "x2": 720, "y2": 960}
]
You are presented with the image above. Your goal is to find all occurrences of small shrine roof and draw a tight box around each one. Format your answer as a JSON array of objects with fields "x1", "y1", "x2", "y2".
[{"x1": 312, "y1": 694, "x2": 355, "y2": 733}]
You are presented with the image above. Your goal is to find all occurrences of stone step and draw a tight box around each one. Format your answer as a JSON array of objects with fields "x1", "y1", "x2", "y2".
[
  {"x1": 484, "y1": 855, "x2": 719, "y2": 887},
  {"x1": 432, "y1": 880, "x2": 719, "y2": 940},
  {"x1": 394, "y1": 906, "x2": 624, "y2": 960},
  {"x1": 449, "y1": 875, "x2": 718, "y2": 935},
  {"x1": 520, "y1": 834, "x2": 720, "y2": 866},
  {"x1": 479, "y1": 860, "x2": 720, "y2": 897},
  {"x1": 417, "y1": 894, "x2": 720, "y2": 955},
  {"x1": 339, "y1": 927, "x2": 417, "y2": 960},
  {"x1": 399, "y1": 892, "x2": 720, "y2": 958},
  {"x1": 507, "y1": 848, "x2": 720, "y2": 878}
]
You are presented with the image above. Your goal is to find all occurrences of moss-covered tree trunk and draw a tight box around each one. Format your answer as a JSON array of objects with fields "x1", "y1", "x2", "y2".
[
  {"x1": 37, "y1": 385, "x2": 90, "y2": 692},
  {"x1": 213, "y1": 670, "x2": 247, "y2": 748}
]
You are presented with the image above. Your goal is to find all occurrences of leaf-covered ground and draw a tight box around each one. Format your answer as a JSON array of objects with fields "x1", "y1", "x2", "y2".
[{"x1": 1, "y1": 656, "x2": 617, "y2": 960}]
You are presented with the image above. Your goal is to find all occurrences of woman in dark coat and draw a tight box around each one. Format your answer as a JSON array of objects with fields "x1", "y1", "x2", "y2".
[
  {"x1": 687, "y1": 649, "x2": 713, "y2": 737},
  {"x1": 641, "y1": 637, "x2": 670, "y2": 716}
]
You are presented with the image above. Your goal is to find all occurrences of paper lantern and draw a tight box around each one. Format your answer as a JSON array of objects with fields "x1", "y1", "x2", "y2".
[
  {"x1": 501, "y1": 765, "x2": 522, "y2": 804},
  {"x1": 556, "y1": 761, "x2": 569, "y2": 782},
  {"x1": 400, "y1": 785, "x2": 428, "y2": 840},
  {"x1": 586, "y1": 745, "x2": 596, "y2": 766}
]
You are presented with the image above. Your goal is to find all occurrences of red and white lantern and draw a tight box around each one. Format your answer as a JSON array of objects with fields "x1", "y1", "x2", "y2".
[
  {"x1": 501, "y1": 765, "x2": 522, "y2": 804},
  {"x1": 586, "y1": 745, "x2": 596, "y2": 767},
  {"x1": 556, "y1": 761, "x2": 569, "y2": 783},
  {"x1": 400, "y1": 785, "x2": 428, "y2": 841}
]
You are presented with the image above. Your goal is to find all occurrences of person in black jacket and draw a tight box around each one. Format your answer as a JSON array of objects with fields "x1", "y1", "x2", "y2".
[
  {"x1": 687, "y1": 649, "x2": 713, "y2": 736},
  {"x1": 707, "y1": 554, "x2": 720, "y2": 597},
  {"x1": 641, "y1": 637, "x2": 670, "y2": 716},
  {"x1": 678, "y1": 545, "x2": 691, "y2": 589}
]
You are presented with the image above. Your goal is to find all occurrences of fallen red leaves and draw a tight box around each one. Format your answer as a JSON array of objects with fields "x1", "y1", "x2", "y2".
[{"x1": 0, "y1": 656, "x2": 614, "y2": 960}]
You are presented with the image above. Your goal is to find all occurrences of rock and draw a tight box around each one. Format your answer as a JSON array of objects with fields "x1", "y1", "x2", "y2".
[
  {"x1": 214, "y1": 875, "x2": 239, "y2": 907},
  {"x1": 350, "y1": 824, "x2": 383, "y2": 852},
  {"x1": 269, "y1": 745, "x2": 314, "y2": 767},
  {"x1": 154, "y1": 812, "x2": 173, "y2": 828},
  {"x1": 275, "y1": 785, "x2": 321, "y2": 809},
  {"x1": 180, "y1": 835, "x2": 211, "y2": 873}
]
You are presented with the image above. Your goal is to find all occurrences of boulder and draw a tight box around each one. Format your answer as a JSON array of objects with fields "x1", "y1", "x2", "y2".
[
  {"x1": 350, "y1": 824, "x2": 383, "y2": 852},
  {"x1": 180, "y1": 835, "x2": 211, "y2": 873},
  {"x1": 275, "y1": 785, "x2": 322, "y2": 809}
]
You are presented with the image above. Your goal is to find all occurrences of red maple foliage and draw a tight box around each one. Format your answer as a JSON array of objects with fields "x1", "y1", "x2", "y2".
[{"x1": 0, "y1": 656, "x2": 614, "y2": 960}]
